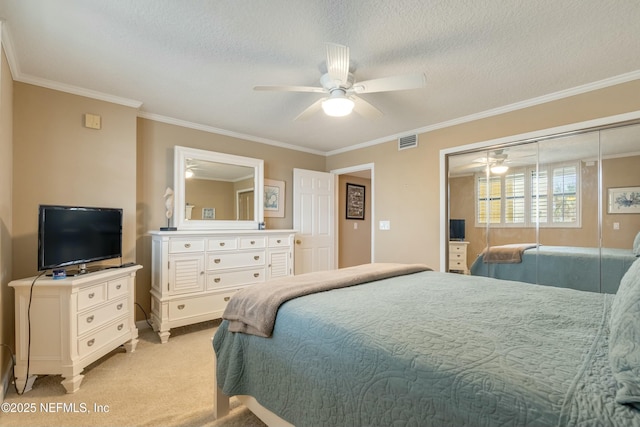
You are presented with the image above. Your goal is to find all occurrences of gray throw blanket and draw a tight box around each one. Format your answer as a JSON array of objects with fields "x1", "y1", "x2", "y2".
[
  {"x1": 482, "y1": 243, "x2": 538, "y2": 263},
  {"x1": 223, "y1": 263, "x2": 432, "y2": 337}
]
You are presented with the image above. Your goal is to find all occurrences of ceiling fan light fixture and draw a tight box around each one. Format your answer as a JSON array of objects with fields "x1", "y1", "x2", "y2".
[
  {"x1": 490, "y1": 164, "x2": 509, "y2": 174},
  {"x1": 322, "y1": 91, "x2": 354, "y2": 117},
  {"x1": 185, "y1": 169, "x2": 194, "y2": 178}
]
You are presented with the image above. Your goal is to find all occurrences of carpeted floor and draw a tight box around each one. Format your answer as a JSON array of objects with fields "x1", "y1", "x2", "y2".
[{"x1": 1, "y1": 320, "x2": 267, "y2": 427}]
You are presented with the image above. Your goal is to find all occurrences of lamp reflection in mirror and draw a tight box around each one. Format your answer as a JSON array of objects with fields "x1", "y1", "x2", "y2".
[
  {"x1": 490, "y1": 164, "x2": 509, "y2": 174},
  {"x1": 322, "y1": 90, "x2": 354, "y2": 117},
  {"x1": 185, "y1": 169, "x2": 194, "y2": 179}
]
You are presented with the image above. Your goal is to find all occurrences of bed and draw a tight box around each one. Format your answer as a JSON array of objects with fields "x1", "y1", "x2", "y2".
[
  {"x1": 213, "y1": 261, "x2": 640, "y2": 427},
  {"x1": 470, "y1": 245, "x2": 638, "y2": 293}
]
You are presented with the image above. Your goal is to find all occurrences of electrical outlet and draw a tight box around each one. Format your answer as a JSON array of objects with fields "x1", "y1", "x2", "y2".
[{"x1": 379, "y1": 220, "x2": 390, "y2": 230}]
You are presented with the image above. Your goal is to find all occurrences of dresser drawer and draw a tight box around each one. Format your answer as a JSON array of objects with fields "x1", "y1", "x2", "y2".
[
  {"x1": 239, "y1": 236, "x2": 266, "y2": 249},
  {"x1": 78, "y1": 317, "x2": 130, "y2": 357},
  {"x1": 449, "y1": 259, "x2": 467, "y2": 269},
  {"x1": 168, "y1": 290, "x2": 239, "y2": 321},
  {"x1": 77, "y1": 284, "x2": 106, "y2": 310},
  {"x1": 268, "y1": 236, "x2": 290, "y2": 248},
  {"x1": 207, "y1": 238, "x2": 237, "y2": 251},
  {"x1": 206, "y1": 251, "x2": 265, "y2": 270},
  {"x1": 77, "y1": 297, "x2": 129, "y2": 335},
  {"x1": 207, "y1": 268, "x2": 265, "y2": 290},
  {"x1": 169, "y1": 238, "x2": 205, "y2": 253},
  {"x1": 107, "y1": 277, "x2": 128, "y2": 300},
  {"x1": 450, "y1": 244, "x2": 466, "y2": 255},
  {"x1": 450, "y1": 251, "x2": 466, "y2": 261}
]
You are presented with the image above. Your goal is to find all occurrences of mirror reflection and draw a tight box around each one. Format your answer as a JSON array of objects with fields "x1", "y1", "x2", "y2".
[
  {"x1": 184, "y1": 159, "x2": 255, "y2": 221},
  {"x1": 447, "y1": 121, "x2": 640, "y2": 294},
  {"x1": 173, "y1": 146, "x2": 264, "y2": 231}
]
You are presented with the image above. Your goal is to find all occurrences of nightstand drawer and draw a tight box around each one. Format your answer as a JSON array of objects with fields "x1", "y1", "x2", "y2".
[
  {"x1": 449, "y1": 260, "x2": 467, "y2": 269},
  {"x1": 450, "y1": 252, "x2": 465, "y2": 260},
  {"x1": 77, "y1": 284, "x2": 106, "y2": 310},
  {"x1": 450, "y1": 244, "x2": 466, "y2": 255}
]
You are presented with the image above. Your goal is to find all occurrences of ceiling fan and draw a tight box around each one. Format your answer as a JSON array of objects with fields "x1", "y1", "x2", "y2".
[
  {"x1": 254, "y1": 43, "x2": 426, "y2": 120},
  {"x1": 454, "y1": 149, "x2": 536, "y2": 174}
]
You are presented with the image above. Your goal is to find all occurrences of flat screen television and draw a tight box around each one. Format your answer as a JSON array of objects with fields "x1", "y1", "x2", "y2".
[
  {"x1": 449, "y1": 218, "x2": 465, "y2": 241},
  {"x1": 38, "y1": 205, "x2": 123, "y2": 273}
]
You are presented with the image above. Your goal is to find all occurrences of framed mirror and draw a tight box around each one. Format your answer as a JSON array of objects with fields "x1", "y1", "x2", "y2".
[{"x1": 173, "y1": 146, "x2": 264, "y2": 230}]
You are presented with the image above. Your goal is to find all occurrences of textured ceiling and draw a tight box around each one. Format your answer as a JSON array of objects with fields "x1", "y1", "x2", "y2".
[{"x1": 2, "y1": 1, "x2": 640, "y2": 154}]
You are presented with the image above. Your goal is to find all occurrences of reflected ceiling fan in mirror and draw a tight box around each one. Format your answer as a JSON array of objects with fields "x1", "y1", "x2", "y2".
[
  {"x1": 452, "y1": 148, "x2": 536, "y2": 175},
  {"x1": 254, "y1": 43, "x2": 426, "y2": 120}
]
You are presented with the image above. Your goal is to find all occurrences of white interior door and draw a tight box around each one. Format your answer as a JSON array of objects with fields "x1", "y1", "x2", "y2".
[{"x1": 293, "y1": 168, "x2": 335, "y2": 274}]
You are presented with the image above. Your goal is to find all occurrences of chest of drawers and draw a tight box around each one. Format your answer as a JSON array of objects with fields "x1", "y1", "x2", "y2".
[
  {"x1": 448, "y1": 241, "x2": 470, "y2": 274},
  {"x1": 9, "y1": 265, "x2": 141, "y2": 393},
  {"x1": 149, "y1": 230, "x2": 295, "y2": 343}
]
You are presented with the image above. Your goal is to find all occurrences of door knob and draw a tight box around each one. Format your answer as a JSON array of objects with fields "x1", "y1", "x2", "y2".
[{"x1": 295, "y1": 240, "x2": 302, "y2": 244}]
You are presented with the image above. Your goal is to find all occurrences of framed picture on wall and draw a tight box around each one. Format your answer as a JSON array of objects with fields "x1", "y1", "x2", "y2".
[
  {"x1": 264, "y1": 179, "x2": 285, "y2": 217},
  {"x1": 608, "y1": 186, "x2": 640, "y2": 214},
  {"x1": 346, "y1": 183, "x2": 365, "y2": 220},
  {"x1": 202, "y1": 207, "x2": 215, "y2": 220}
]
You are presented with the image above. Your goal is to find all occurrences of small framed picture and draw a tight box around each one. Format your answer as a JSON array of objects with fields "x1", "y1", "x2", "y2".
[
  {"x1": 264, "y1": 179, "x2": 285, "y2": 218},
  {"x1": 202, "y1": 207, "x2": 215, "y2": 220},
  {"x1": 608, "y1": 187, "x2": 640, "y2": 214},
  {"x1": 346, "y1": 183, "x2": 365, "y2": 220}
]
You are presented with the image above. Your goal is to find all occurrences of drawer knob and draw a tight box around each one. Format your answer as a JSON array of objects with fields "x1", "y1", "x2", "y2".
[
  {"x1": 254, "y1": 256, "x2": 260, "y2": 261},
  {"x1": 219, "y1": 242, "x2": 225, "y2": 247},
  {"x1": 214, "y1": 258, "x2": 221, "y2": 264},
  {"x1": 184, "y1": 243, "x2": 191, "y2": 248},
  {"x1": 456, "y1": 254, "x2": 461, "y2": 258},
  {"x1": 86, "y1": 315, "x2": 94, "y2": 323},
  {"x1": 224, "y1": 297, "x2": 230, "y2": 302},
  {"x1": 276, "y1": 239, "x2": 281, "y2": 244},
  {"x1": 117, "y1": 303, "x2": 123, "y2": 310},
  {"x1": 177, "y1": 304, "x2": 185, "y2": 310},
  {"x1": 116, "y1": 284, "x2": 122, "y2": 290},
  {"x1": 87, "y1": 339, "x2": 95, "y2": 347},
  {"x1": 250, "y1": 240, "x2": 255, "y2": 245},
  {"x1": 88, "y1": 292, "x2": 95, "y2": 299},
  {"x1": 117, "y1": 324, "x2": 124, "y2": 331},
  {"x1": 214, "y1": 278, "x2": 221, "y2": 283},
  {"x1": 253, "y1": 273, "x2": 260, "y2": 278}
]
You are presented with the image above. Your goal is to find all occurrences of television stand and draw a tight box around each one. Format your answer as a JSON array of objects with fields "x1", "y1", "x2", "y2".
[
  {"x1": 10, "y1": 265, "x2": 142, "y2": 393},
  {"x1": 45, "y1": 264, "x2": 103, "y2": 277}
]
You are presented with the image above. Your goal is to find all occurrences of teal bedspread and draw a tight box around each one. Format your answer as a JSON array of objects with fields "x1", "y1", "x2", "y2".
[
  {"x1": 470, "y1": 246, "x2": 637, "y2": 293},
  {"x1": 213, "y1": 271, "x2": 640, "y2": 426}
]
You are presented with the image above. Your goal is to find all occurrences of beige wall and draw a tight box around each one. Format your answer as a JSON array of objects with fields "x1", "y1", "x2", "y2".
[
  {"x1": 185, "y1": 179, "x2": 235, "y2": 220},
  {"x1": 0, "y1": 42, "x2": 14, "y2": 391},
  {"x1": 12, "y1": 83, "x2": 138, "y2": 276},
  {"x1": 338, "y1": 175, "x2": 372, "y2": 267},
  {"x1": 326, "y1": 80, "x2": 640, "y2": 270},
  {"x1": 136, "y1": 118, "x2": 325, "y2": 315}
]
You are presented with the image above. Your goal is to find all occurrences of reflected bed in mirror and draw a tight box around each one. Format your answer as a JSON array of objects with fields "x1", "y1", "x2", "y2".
[{"x1": 173, "y1": 146, "x2": 264, "y2": 230}]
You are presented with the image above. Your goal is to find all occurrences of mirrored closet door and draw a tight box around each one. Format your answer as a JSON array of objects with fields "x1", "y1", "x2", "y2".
[{"x1": 447, "y1": 121, "x2": 640, "y2": 293}]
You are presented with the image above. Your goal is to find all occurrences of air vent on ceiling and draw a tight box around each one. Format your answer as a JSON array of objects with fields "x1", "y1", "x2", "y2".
[{"x1": 398, "y1": 134, "x2": 418, "y2": 151}]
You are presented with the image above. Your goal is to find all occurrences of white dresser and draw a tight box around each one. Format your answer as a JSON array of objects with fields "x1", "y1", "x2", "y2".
[
  {"x1": 9, "y1": 265, "x2": 141, "y2": 393},
  {"x1": 149, "y1": 230, "x2": 295, "y2": 343},
  {"x1": 448, "y1": 241, "x2": 470, "y2": 274}
]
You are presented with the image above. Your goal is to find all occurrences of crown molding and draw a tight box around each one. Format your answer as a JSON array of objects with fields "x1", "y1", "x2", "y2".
[
  {"x1": 326, "y1": 69, "x2": 640, "y2": 156},
  {"x1": 138, "y1": 112, "x2": 326, "y2": 156}
]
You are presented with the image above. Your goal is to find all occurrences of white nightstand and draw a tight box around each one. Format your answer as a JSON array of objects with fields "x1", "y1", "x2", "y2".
[{"x1": 448, "y1": 241, "x2": 470, "y2": 274}]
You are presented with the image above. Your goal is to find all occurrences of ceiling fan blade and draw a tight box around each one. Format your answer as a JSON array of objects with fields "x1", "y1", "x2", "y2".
[
  {"x1": 294, "y1": 98, "x2": 325, "y2": 121},
  {"x1": 352, "y1": 96, "x2": 383, "y2": 119},
  {"x1": 353, "y1": 73, "x2": 426, "y2": 94},
  {"x1": 326, "y1": 43, "x2": 350, "y2": 86},
  {"x1": 254, "y1": 85, "x2": 325, "y2": 93}
]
